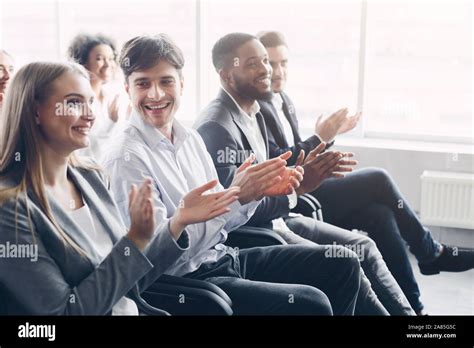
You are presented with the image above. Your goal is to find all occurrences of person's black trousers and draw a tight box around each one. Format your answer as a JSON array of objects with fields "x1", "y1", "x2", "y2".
[
  {"x1": 184, "y1": 244, "x2": 361, "y2": 315},
  {"x1": 312, "y1": 167, "x2": 442, "y2": 312}
]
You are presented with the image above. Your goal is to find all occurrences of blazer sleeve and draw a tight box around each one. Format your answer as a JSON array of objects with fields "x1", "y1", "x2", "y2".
[
  {"x1": 267, "y1": 126, "x2": 323, "y2": 166},
  {"x1": 0, "y1": 195, "x2": 154, "y2": 315},
  {"x1": 196, "y1": 120, "x2": 291, "y2": 224},
  {"x1": 263, "y1": 96, "x2": 333, "y2": 165}
]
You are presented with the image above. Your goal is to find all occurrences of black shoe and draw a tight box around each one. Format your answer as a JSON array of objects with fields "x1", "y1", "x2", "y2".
[
  {"x1": 416, "y1": 309, "x2": 429, "y2": 316},
  {"x1": 418, "y1": 245, "x2": 474, "y2": 275}
]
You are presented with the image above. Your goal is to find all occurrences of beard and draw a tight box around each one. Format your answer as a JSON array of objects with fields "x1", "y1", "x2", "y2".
[{"x1": 233, "y1": 73, "x2": 273, "y2": 102}]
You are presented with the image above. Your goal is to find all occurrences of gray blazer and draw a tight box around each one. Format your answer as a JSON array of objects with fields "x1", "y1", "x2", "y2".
[
  {"x1": 0, "y1": 165, "x2": 188, "y2": 315},
  {"x1": 194, "y1": 89, "x2": 291, "y2": 228}
]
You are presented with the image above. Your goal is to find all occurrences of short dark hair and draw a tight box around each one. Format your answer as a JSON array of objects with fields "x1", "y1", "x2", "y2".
[
  {"x1": 257, "y1": 31, "x2": 288, "y2": 48},
  {"x1": 67, "y1": 33, "x2": 117, "y2": 66},
  {"x1": 212, "y1": 33, "x2": 257, "y2": 71},
  {"x1": 119, "y1": 34, "x2": 184, "y2": 81}
]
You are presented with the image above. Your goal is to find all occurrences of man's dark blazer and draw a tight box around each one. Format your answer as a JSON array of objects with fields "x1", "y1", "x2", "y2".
[
  {"x1": 194, "y1": 89, "x2": 291, "y2": 227},
  {"x1": 258, "y1": 91, "x2": 327, "y2": 165}
]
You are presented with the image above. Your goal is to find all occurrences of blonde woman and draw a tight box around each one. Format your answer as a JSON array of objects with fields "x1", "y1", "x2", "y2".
[{"x1": 0, "y1": 62, "x2": 239, "y2": 315}]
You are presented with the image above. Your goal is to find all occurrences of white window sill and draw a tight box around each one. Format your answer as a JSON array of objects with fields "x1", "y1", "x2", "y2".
[
  {"x1": 299, "y1": 129, "x2": 473, "y2": 155},
  {"x1": 333, "y1": 136, "x2": 474, "y2": 155}
]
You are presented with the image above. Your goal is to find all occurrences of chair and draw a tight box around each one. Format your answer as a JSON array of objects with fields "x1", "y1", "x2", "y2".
[
  {"x1": 0, "y1": 197, "x2": 322, "y2": 316},
  {"x1": 292, "y1": 193, "x2": 324, "y2": 221},
  {"x1": 141, "y1": 226, "x2": 287, "y2": 315},
  {"x1": 141, "y1": 274, "x2": 233, "y2": 315},
  {"x1": 141, "y1": 195, "x2": 322, "y2": 315}
]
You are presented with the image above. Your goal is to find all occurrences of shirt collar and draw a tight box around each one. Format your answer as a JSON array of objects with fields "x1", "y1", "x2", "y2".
[
  {"x1": 221, "y1": 87, "x2": 261, "y2": 119},
  {"x1": 129, "y1": 109, "x2": 190, "y2": 150},
  {"x1": 271, "y1": 92, "x2": 284, "y2": 110}
]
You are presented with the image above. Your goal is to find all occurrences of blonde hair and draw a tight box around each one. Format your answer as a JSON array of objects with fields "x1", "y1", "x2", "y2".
[{"x1": 0, "y1": 62, "x2": 98, "y2": 254}]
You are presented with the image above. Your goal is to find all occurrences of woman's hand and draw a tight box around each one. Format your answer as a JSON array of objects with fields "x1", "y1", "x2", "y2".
[
  {"x1": 169, "y1": 180, "x2": 240, "y2": 240},
  {"x1": 127, "y1": 178, "x2": 156, "y2": 251}
]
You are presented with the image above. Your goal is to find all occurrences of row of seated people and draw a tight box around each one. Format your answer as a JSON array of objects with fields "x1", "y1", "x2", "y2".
[{"x1": 0, "y1": 32, "x2": 472, "y2": 316}]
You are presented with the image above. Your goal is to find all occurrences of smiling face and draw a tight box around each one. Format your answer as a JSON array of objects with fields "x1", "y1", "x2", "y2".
[
  {"x1": 126, "y1": 59, "x2": 183, "y2": 130},
  {"x1": 226, "y1": 39, "x2": 273, "y2": 101},
  {"x1": 0, "y1": 51, "x2": 14, "y2": 95},
  {"x1": 266, "y1": 45, "x2": 289, "y2": 93},
  {"x1": 36, "y1": 71, "x2": 96, "y2": 155},
  {"x1": 85, "y1": 44, "x2": 115, "y2": 83}
]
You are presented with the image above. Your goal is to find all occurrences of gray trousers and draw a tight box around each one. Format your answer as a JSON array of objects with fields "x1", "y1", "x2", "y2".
[{"x1": 282, "y1": 215, "x2": 415, "y2": 315}]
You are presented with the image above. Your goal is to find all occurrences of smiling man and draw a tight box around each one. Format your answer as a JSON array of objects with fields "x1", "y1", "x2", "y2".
[
  {"x1": 257, "y1": 30, "x2": 474, "y2": 315},
  {"x1": 101, "y1": 34, "x2": 362, "y2": 315},
  {"x1": 195, "y1": 32, "x2": 418, "y2": 315}
]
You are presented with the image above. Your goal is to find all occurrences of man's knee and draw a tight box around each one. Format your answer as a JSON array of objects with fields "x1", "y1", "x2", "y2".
[
  {"x1": 324, "y1": 245, "x2": 361, "y2": 280},
  {"x1": 366, "y1": 167, "x2": 393, "y2": 187},
  {"x1": 341, "y1": 247, "x2": 361, "y2": 275},
  {"x1": 367, "y1": 203, "x2": 394, "y2": 218},
  {"x1": 290, "y1": 285, "x2": 333, "y2": 315},
  {"x1": 355, "y1": 234, "x2": 383, "y2": 263},
  {"x1": 364, "y1": 203, "x2": 398, "y2": 231}
]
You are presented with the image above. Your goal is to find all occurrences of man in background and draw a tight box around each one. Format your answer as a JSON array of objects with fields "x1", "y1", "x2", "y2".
[
  {"x1": 0, "y1": 49, "x2": 14, "y2": 111},
  {"x1": 257, "y1": 30, "x2": 474, "y2": 315}
]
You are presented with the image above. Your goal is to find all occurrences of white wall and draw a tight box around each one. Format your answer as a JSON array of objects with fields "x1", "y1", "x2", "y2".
[
  {"x1": 334, "y1": 144, "x2": 472, "y2": 211},
  {"x1": 331, "y1": 142, "x2": 474, "y2": 246}
]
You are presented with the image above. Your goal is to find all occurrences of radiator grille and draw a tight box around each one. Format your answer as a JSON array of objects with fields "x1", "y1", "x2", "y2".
[{"x1": 420, "y1": 171, "x2": 474, "y2": 229}]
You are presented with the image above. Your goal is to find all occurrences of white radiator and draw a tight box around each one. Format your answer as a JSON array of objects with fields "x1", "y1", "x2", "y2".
[{"x1": 420, "y1": 171, "x2": 474, "y2": 229}]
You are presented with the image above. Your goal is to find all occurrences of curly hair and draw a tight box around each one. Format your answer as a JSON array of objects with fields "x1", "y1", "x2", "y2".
[{"x1": 67, "y1": 33, "x2": 117, "y2": 66}]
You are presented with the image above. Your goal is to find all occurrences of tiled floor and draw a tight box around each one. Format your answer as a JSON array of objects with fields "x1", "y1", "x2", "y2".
[
  {"x1": 409, "y1": 254, "x2": 474, "y2": 315},
  {"x1": 407, "y1": 226, "x2": 474, "y2": 315}
]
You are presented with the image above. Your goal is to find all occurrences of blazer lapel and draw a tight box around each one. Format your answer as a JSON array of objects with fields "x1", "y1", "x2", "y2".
[
  {"x1": 67, "y1": 166, "x2": 126, "y2": 245},
  {"x1": 218, "y1": 89, "x2": 264, "y2": 162},
  {"x1": 256, "y1": 111, "x2": 270, "y2": 161},
  {"x1": 230, "y1": 111, "x2": 266, "y2": 163},
  {"x1": 260, "y1": 100, "x2": 289, "y2": 148},
  {"x1": 28, "y1": 183, "x2": 103, "y2": 266}
]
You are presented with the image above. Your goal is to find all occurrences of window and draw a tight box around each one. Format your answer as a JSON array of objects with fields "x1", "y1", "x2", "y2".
[
  {"x1": 1, "y1": 0, "x2": 472, "y2": 143},
  {"x1": 1, "y1": 0, "x2": 58, "y2": 65},
  {"x1": 200, "y1": 0, "x2": 361, "y2": 130},
  {"x1": 0, "y1": 0, "x2": 197, "y2": 122},
  {"x1": 364, "y1": 1, "x2": 472, "y2": 143}
]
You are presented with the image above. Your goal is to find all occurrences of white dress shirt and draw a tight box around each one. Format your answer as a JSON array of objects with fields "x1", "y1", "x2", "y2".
[
  {"x1": 221, "y1": 89, "x2": 297, "y2": 233},
  {"x1": 69, "y1": 203, "x2": 139, "y2": 315},
  {"x1": 101, "y1": 111, "x2": 260, "y2": 277},
  {"x1": 271, "y1": 93, "x2": 295, "y2": 147},
  {"x1": 221, "y1": 89, "x2": 267, "y2": 164}
]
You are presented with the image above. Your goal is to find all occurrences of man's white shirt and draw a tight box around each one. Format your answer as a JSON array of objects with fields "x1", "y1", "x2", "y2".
[
  {"x1": 271, "y1": 92, "x2": 295, "y2": 147},
  {"x1": 221, "y1": 89, "x2": 298, "y2": 234},
  {"x1": 101, "y1": 111, "x2": 261, "y2": 277}
]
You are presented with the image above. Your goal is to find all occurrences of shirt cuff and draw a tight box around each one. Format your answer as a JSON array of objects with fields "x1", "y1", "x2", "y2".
[
  {"x1": 314, "y1": 133, "x2": 335, "y2": 151},
  {"x1": 227, "y1": 199, "x2": 243, "y2": 217},
  {"x1": 225, "y1": 198, "x2": 258, "y2": 219},
  {"x1": 144, "y1": 220, "x2": 190, "y2": 256},
  {"x1": 314, "y1": 133, "x2": 324, "y2": 144},
  {"x1": 287, "y1": 191, "x2": 298, "y2": 209}
]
